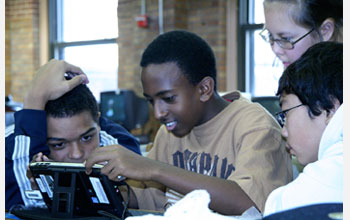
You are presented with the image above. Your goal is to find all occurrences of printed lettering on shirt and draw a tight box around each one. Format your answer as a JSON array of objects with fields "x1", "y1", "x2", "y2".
[{"x1": 172, "y1": 149, "x2": 235, "y2": 179}]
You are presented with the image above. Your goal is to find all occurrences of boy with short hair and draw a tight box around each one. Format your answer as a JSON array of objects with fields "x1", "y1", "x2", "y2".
[
  {"x1": 5, "y1": 60, "x2": 141, "y2": 210},
  {"x1": 85, "y1": 30, "x2": 292, "y2": 215},
  {"x1": 264, "y1": 42, "x2": 343, "y2": 216}
]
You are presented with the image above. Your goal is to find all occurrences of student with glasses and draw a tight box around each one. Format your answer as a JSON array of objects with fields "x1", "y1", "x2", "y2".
[
  {"x1": 263, "y1": 42, "x2": 343, "y2": 217},
  {"x1": 224, "y1": 1, "x2": 342, "y2": 105},
  {"x1": 262, "y1": 0, "x2": 342, "y2": 69}
]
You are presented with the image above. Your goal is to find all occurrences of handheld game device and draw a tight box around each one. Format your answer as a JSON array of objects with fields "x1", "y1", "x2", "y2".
[{"x1": 29, "y1": 161, "x2": 131, "y2": 219}]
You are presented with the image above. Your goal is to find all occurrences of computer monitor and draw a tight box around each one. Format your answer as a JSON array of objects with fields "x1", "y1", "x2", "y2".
[
  {"x1": 100, "y1": 91, "x2": 127, "y2": 127},
  {"x1": 99, "y1": 90, "x2": 149, "y2": 132}
]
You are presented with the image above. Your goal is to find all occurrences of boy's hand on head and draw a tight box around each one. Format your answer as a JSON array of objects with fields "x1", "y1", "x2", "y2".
[
  {"x1": 24, "y1": 59, "x2": 89, "y2": 110},
  {"x1": 85, "y1": 145, "x2": 158, "y2": 182}
]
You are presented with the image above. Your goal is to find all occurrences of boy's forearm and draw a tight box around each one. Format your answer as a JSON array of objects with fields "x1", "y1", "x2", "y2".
[
  {"x1": 84, "y1": 146, "x2": 256, "y2": 214},
  {"x1": 121, "y1": 179, "x2": 166, "y2": 209},
  {"x1": 119, "y1": 184, "x2": 138, "y2": 209},
  {"x1": 151, "y1": 161, "x2": 257, "y2": 215},
  {"x1": 23, "y1": 91, "x2": 47, "y2": 110}
]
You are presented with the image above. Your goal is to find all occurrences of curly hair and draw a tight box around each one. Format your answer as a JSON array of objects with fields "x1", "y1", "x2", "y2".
[
  {"x1": 45, "y1": 84, "x2": 99, "y2": 123},
  {"x1": 276, "y1": 41, "x2": 343, "y2": 117},
  {"x1": 140, "y1": 30, "x2": 217, "y2": 90}
]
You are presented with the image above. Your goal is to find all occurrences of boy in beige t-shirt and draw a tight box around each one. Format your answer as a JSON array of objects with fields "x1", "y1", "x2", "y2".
[{"x1": 85, "y1": 30, "x2": 292, "y2": 215}]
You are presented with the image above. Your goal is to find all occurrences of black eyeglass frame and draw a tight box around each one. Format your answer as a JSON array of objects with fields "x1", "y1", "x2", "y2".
[
  {"x1": 259, "y1": 28, "x2": 315, "y2": 50},
  {"x1": 275, "y1": 104, "x2": 304, "y2": 127}
]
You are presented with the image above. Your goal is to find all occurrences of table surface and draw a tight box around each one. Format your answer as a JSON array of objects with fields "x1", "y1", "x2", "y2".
[{"x1": 6, "y1": 208, "x2": 163, "y2": 220}]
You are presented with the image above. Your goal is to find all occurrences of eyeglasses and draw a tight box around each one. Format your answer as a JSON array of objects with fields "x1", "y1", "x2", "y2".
[
  {"x1": 275, "y1": 104, "x2": 303, "y2": 127},
  {"x1": 259, "y1": 28, "x2": 315, "y2": 50}
]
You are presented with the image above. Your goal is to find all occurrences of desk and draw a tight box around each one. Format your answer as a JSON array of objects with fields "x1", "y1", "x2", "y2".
[{"x1": 6, "y1": 208, "x2": 163, "y2": 220}]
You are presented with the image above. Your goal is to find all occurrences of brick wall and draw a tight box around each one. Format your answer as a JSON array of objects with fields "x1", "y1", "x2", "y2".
[
  {"x1": 6, "y1": 0, "x2": 229, "y2": 100},
  {"x1": 5, "y1": 0, "x2": 40, "y2": 102},
  {"x1": 187, "y1": 0, "x2": 227, "y2": 90},
  {"x1": 5, "y1": 0, "x2": 11, "y2": 96},
  {"x1": 118, "y1": 0, "x2": 228, "y2": 96}
]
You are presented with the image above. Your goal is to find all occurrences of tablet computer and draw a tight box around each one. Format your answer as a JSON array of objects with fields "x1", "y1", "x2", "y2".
[{"x1": 29, "y1": 161, "x2": 131, "y2": 219}]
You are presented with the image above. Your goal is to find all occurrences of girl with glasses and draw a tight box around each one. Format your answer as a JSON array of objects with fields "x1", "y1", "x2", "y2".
[{"x1": 262, "y1": 0, "x2": 342, "y2": 69}]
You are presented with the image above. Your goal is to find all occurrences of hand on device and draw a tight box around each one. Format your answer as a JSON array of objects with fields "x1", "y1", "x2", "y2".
[
  {"x1": 85, "y1": 145, "x2": 159, "y2": 182},
  {"x1": 27, "y1": 152, "x2": 53, "y2": 190}
]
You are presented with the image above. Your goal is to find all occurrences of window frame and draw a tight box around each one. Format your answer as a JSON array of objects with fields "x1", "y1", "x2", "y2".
[
  {"x1": 48, "y1": 0, "x2": 118, "y2": 60},
  {"x1": 237, "y1": 0, "x2": 264, "y2": 94}
]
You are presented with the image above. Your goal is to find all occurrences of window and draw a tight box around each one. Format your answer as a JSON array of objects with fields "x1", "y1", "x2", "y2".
[
  {"x1": 238, "y1": 0, "x2": 283, "y2": 96},
  {"x1": 49, "y1": 0, "x2": 119, "y2": 101}
]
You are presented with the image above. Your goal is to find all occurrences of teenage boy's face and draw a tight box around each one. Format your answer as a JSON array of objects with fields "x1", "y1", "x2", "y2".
[
  {"x1": 280, "y1": 93, "x2": 327, "y2": 165},
  {"x1": 46, "y1": 111, "x2": 101, "y2": 163},
  {"x1": 141, "y1": 62, "x2": 204, "y2": 138}
]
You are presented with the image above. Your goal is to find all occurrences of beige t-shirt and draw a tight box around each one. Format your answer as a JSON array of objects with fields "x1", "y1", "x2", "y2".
[{"x1": 133, "y1": 92, "x2": 292, "y2": 212}]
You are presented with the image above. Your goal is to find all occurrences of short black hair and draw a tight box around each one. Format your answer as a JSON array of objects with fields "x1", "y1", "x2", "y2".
[
  {"x1": 276, "y1": 41, "x2": 343, "y2": 117},
  {"x1": 140, "y1": 30, "x2": 217, "y2": 90},
  {"x1": 45, "y1": 84, "x2": 99, "y2": 123}
]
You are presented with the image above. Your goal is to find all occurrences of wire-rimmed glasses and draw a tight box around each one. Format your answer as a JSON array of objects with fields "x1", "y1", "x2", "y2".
[
  {"x1": 260, "y1": 28, "x2": 315, "y2": 50},
  {"x1": 275, "y1": 104, "x2": 304, "y2": 127}
]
